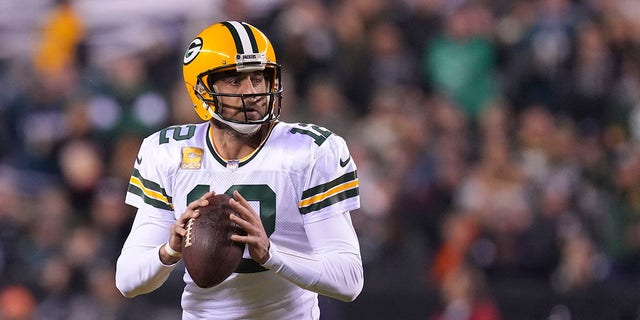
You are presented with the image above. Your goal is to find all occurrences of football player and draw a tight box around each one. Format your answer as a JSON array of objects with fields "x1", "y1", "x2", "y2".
[{"x1": 115, "y1": 21, "x2": 363, "y2": 319}]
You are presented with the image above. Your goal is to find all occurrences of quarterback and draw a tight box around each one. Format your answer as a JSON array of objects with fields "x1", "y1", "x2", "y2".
[{"x1": 115, "y1": 21, "x2": 364, "y2": 319}]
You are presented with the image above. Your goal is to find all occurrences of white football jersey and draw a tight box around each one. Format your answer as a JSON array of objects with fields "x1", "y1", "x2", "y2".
[{"x1": 125, "y1": 121, "x2": 360, "y2": 319}]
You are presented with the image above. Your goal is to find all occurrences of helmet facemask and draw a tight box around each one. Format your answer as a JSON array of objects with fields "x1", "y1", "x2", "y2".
[{"x1": 194, "y1": 65, "x2": 282, "y2": 133}]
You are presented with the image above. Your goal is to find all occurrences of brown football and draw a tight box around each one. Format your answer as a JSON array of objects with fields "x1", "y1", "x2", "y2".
[{"x1": 182, "y1": 193, "x2": 246, "y2": 288}]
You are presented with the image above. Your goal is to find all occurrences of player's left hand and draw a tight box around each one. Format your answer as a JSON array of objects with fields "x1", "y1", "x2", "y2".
[{"x1": 229, "y1": 190, "x2": 270, "y2": 265}]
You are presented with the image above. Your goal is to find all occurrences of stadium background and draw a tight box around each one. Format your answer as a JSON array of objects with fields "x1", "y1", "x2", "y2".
[{"x1": 1, "y1": 0, "x2": 640, "y2": 319}]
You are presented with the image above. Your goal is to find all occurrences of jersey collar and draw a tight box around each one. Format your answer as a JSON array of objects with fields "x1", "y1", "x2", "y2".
[{"x1": 205, "y1": 122, "x2": 276, "y2": 168}]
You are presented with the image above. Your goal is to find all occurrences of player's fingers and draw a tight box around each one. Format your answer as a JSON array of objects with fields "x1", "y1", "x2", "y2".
[
  {"x1": 229, "y1": 232, "x2": 258, "y2": 244},
  {"x1": 230, "y1": 214, "x2": 259, "y2": 240},
  {"x1": 181, "y1": 192, "x2": 216, "y2": 223},
  {"x1": 231, "y1": 190, "x2": 252, "y2": 211},
  {"x1": 186, "y1": 191, "x2": 216, "y2": 210},
  {"x1": 229, "y1": 199, "x2": 250, "y2": 221},
  {"x1": 177, "y1": 209, "x2": 199, "y2": 227},
  {"x1": 172, "y1": 221, "x2": 188, "y2": 237},
  {"x1": 232, "y1": 190, "x2": 245, "y2": 202},
  {"x1": 229, "y1": 234, "x2": 242, "y2": 243},
  {"x1": 230, "y1": 234, "x2": 254, "y2": 244},
  {"x1": 229, "y1": 213, "x2": 253, "y2": 232},
  {"x1": 229, "y1": 213, "x2": 267, "y2": 243},
  {"x1": 230, "y1": 231, "x2": 269, "y2": 264},
  {"x1": 229, "y1": 195, "x2": 257, "y2": 223},
  {"x1": 201, "y1": 191, "x2": 216, "y2": 200}
]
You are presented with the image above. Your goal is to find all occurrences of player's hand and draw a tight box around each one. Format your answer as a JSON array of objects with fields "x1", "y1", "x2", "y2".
[
  {"x1": 229, "y1": 190, "x2": 270, "y2": 265},
  {"x1": 161, "y1": 191, "x2": 216, "y2": 264}
]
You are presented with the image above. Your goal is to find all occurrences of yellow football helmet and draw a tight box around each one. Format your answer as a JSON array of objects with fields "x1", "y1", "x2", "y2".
[{"x1": 182, "y1": 21, "x2": 282, "y2": 130}]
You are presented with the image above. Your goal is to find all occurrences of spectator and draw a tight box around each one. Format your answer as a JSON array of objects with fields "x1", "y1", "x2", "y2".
[
  {"x1": 0, "y1": 285, "x2": 36, "y2": 320},
  {"x1": 422, "y1": 1, "x2": 499, "y2": 121},
  {"x1": 430, "y1": 262, "x2": 501, "y2": 320}
]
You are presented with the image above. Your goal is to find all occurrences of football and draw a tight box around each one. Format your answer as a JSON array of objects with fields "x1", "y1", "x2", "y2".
[{"x1": 182, "y1": 193, "x2": 246, "y2": 288}]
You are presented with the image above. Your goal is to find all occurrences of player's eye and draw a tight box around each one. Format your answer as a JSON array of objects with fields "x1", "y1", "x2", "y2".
[
  {"x1": 213, "y1": 71, "x2": 265, "y2": 88},
  {"x1": 224, "y1": 76, "x2": 242, "y2": 86},
  {"x1": 250, "y1": 72, "x2": 265, "y2": 85}
]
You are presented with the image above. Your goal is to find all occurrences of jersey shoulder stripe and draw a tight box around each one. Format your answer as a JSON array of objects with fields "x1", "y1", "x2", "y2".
[
  {"x1": 299, "y1": 170, "x2": 359, "y2": 214},
  {"x1": 126, "y1": 123, "x2": 208, "y2": 210},
  {"x1": 128, "y1": 168, "x2": 173, "y2": 211}
]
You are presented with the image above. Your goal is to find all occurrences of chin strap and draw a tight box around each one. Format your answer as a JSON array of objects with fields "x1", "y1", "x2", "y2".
[{"x1": 207, "y1": 104, "x2": 262, "y2": 135}]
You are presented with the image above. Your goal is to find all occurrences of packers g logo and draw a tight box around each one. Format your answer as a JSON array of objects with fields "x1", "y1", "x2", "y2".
[{"x1": 183, "y1": 37, "x2": 203, "y2": 64}]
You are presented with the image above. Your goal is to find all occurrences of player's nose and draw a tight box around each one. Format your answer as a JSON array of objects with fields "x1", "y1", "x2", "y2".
[{"x1": 239, "y1": 76, "x2": 258, "y2": 94}]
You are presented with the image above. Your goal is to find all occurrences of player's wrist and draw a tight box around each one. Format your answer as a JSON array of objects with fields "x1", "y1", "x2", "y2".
[
  {"x1": 260, "y1": 242, "x2": 280, "y2": 269},
  {"x1": 164, "y1": 242, "x2": 183, "y2": 258}
]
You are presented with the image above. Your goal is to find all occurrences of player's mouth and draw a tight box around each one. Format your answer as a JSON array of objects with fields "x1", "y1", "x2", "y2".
[
  {"x1": 219, "y1": 101, "x2": 266, "y2": 122},
  {"x1": 243, "y1": 108, "x2": 263, "y2": 119},
  {"x1": 242, "y1": 100, "x2": 267, "y2": 119}
]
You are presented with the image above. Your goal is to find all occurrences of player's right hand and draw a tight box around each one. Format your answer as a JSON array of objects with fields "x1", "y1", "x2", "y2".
[{"x1": 162, "y1": 191, "x2": 216, "y2": 264}]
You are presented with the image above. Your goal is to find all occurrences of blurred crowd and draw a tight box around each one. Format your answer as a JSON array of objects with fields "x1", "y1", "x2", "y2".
[{"x1": 1, "y1": 0, "x2": 640, "y2": 319}]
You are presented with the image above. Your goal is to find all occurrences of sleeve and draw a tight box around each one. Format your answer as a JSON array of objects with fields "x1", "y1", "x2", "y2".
[
  {"x1": 115, "y1": 136, "x2": 177, "y2": 298},
  {"x1": 298, "y1": 133, "x2": 360, "y2": 223},
  {"x1": 115, "y1": 206, "x2": 178, "y2": 298},
  {"x1": 261, "y1": 211, "x2": 364, "y2": 302}
]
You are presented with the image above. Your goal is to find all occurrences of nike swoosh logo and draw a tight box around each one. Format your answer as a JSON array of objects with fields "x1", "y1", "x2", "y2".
[
  {"x1": 339, "y1": 156, "x2": 351, "y2": 167},
  {"x1": 136, "y1": 156, "x2": 142, "y2": 165}
]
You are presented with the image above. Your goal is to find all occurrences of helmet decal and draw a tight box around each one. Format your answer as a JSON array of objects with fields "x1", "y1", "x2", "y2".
[
  {"x1": 221, "y1": 21, "x2": 259, "y2": 54},
  {"x1": 183, "y1": 37, "x2": 203, "y2": 65}
]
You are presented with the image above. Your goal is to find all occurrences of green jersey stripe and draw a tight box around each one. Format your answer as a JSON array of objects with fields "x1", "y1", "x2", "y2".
[
  {"x1": 129, "y1": 168, "x2": 173, "y2": 209},
  {"x1": 301, "y1": 171, "x2": 358, "y2": 199},
  {"x1": 299, "y1": 187, "x2": 359, "y2": 215},
  {"x1": 127, "y1": 183, "x2": 174, "y2": 211}
]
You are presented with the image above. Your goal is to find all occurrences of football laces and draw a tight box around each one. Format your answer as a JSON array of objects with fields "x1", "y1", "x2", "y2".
[{"x1": 184, "y1": 218, "x2": 195, "y2": 248}]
